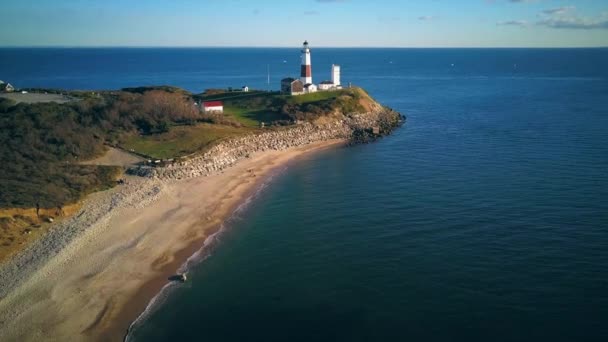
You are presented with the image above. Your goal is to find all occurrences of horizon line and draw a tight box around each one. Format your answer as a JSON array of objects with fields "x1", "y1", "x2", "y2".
[{"x1": 1, "y1": 45, "x2": 607, "y2": 49}]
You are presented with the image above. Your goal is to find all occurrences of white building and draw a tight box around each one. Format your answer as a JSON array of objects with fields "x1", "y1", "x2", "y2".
[
  {"x1": 203, "y1": 101, "x2": 223, "y2": 113},
  {"x1": 242, "y1": 86, "x2": 249, "y2": 92},
  {"x1": 0, "y1": 81, "x2": 14, "y2": 93},
  {"x1": 304, "y1": 83, "x2": 317, "y2": 93},
  {"x1": 317, "y1": 65, "x2": 342, "y2": 91},
  {"x1": 331, "y1": 64, "x2": 341, "y2": 87},
  {"x1": 281, "y1": 78, "x2": 305, "y2": 95},
  {"x1": 318, "y1": 81, "x2": 334, "y2": 91}
]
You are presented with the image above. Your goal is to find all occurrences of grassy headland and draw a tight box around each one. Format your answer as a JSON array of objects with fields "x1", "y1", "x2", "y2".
[
  {"x1": 0, "y1": 85, "x2": 381, "y2": 261},
  {"x1": 197, "y1": 87, "x2": 368, "y2": 127},
  {"x1": 0, "y1": 86, "x2": 373, "y2": 208}
]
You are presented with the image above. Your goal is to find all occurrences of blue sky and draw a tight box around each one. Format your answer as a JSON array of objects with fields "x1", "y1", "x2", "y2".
[{"x1": 1, "y1": 0, "x2": 607, "y2": 47}]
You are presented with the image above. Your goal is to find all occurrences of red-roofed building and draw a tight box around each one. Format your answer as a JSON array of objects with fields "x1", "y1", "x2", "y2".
[{"x1": 203, "y1": 101, "x2": 223, "y2": 113}]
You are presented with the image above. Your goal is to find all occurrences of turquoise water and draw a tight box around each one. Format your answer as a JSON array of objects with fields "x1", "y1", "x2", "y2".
[{"x1": 2, "y1": 48, "x2": 607, "y2": 341}]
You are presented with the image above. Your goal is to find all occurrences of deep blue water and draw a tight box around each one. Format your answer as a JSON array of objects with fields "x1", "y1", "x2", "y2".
[{"x1": 2, "y1": 48, "x2": 608, "y2": 341}]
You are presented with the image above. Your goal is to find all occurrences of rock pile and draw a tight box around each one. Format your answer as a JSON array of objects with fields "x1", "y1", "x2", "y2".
[{"x1": 129, "y1": 108, "x2": 403, "y2": 180}]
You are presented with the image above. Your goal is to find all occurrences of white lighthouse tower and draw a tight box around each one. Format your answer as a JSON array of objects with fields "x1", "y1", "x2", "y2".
[{"x1": 300, "y1": 41, "x2": 313, "y2": 85}]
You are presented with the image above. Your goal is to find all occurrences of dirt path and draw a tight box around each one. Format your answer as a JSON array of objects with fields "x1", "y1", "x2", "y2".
[{"x1": 81, "y1": 147, "x2": 145, "y2": 167}]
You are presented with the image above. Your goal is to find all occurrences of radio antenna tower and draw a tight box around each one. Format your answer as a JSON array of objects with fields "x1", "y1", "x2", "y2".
[{"x1": 267, "y1": 64, "x2": 270, "y2": 90}]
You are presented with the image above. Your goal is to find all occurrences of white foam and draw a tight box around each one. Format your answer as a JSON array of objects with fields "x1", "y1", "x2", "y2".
[{"x1": 124, "y1": 281, "x2": 178, "y2": 342}]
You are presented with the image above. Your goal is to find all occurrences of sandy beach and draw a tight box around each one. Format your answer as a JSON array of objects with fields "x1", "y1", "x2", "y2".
[{"x1": 0, "y1": 139, "x2": 345, "y2": 342}]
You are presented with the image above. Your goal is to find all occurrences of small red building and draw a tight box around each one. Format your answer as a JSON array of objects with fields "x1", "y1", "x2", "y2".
[{"x1": 203, "y1": 101, "x2": 223, "y2": 113}]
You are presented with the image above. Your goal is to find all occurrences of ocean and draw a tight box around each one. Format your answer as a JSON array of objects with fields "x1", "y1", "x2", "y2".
[{"x1": 2, "y1": 48, "x2": 607, "y2": 341}]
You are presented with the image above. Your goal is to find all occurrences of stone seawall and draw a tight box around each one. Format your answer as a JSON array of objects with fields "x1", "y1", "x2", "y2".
[{"x1": 128, "y1": 108, "x2": 403, "y2": 180}]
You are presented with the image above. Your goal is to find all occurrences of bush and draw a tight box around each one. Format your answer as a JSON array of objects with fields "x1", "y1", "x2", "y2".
[
  {"x1": 200, "y1": 113, "x2": 243, "y2": 127},
  {"x1": 0, "y1": 98, "x2": 16, "y2": 112}
]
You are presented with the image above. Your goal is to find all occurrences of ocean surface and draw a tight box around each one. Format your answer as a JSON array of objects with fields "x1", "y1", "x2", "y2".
[{"x1": 2, "y1": 48, "x2": 608, "y2": 341}]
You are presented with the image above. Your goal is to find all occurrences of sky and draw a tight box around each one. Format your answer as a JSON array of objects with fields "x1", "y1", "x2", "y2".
[{"x1": 1, "y1": 0, "x2": 607, "y2": 47}]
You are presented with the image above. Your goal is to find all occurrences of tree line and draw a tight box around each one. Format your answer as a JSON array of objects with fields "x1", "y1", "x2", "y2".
[{"x1": 0, "y1": 90, "x2": 200, "y2": 209}]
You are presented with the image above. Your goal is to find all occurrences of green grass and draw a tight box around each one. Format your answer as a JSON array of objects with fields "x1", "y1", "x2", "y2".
[
  {"x1": 197, "y1": 91, "x2": 285, "y2": 127},
  {"x1": 223, "y1": 104, "x2": 287, "y2": 127},
  {"x1": 286, "y1": 90, "x2": 343, "y2": 104},
  {"x1": 222, "y1": 105, "x2": 259, "y2": 127},
  {"x1": 200, "y1": 91, "x2": 277, "y2": 102},
  {"x1": 203, "y1": 89, "x2": 355, "y2": 127},
  {"x1": 197, "y1": 87, "x2": 367, "y2": 129},
  {"x1": 121, "y1": 123, "x2": 254, "y2": 159}
]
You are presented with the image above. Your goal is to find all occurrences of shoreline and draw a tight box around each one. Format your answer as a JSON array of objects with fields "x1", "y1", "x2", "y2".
[
  {"x1": 116, "y1": 160, "x2": 286, "y2": 342},
  {"x1": 0, "y1": 139, "x2": 346, "y2": 342}
]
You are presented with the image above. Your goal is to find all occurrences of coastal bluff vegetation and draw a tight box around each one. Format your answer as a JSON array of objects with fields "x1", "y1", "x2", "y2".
[{"x1": 0, "y1": 86, "x2": 402, "y2": 261}]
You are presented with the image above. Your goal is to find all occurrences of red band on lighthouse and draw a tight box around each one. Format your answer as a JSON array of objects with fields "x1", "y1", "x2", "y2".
[{"x1": 301, "y1": 65, "x2": 312, "y2": 78}]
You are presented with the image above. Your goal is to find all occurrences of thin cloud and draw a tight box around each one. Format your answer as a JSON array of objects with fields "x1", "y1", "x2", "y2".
[
  {"x1": 498, "y1": 7, "x2": 608, "y2": 30},
  {"x1": 537, "y1": 8, "x2": 608, "y2": 30},
  {"x1": 542, "y1": 6, "x2": 575, "y2": 15},
  {"x1": 304, "y1": 10, "x2": 320, "y2": 15},
  {"x1": 537, "y1": 16, "x2": 608, "y2": 29},
  {"x1": 418, "y1": 16, "x2": 435, "y2": 21},
  {"x1": 497, "y1": 20, "x2": 528, "y2": 27}
]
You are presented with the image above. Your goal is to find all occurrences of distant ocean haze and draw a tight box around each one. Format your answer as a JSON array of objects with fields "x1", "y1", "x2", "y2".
[{"x1": 2, "y1": 48, "x2": 607, "y2": 342}]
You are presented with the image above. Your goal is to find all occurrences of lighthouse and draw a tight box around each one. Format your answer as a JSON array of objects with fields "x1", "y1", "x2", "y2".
[
  {"x1": 281, "y1": 40, "x2": 341, "y2": 95},
  {"x1": 300, "y1": 41, "x2": 312, "y2": 85}
]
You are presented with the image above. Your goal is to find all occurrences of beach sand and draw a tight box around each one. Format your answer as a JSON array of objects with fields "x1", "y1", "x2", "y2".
[{"x1": 0, "y1": 139, "x2": 344, "y2": 342}]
